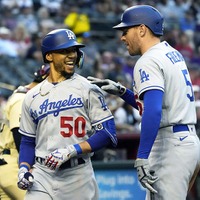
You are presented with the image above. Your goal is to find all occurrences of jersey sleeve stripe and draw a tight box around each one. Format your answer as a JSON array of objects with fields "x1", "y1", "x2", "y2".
[
  {"x1": 19, "y1": 129, "x2": 36, "y2": 138},
  {"x1": 139, "y1": 85, "x2": 164, "y2": 96},
  {"x1": 92, "y1": 115, "x2": 114, "y2": 126}
]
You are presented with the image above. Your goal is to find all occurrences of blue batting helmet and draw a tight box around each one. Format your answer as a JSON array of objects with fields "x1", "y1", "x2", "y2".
[
  {"x1": 113, "y1": 5, "x2": 164, "y2": 36},
  {"x1": 41, "y1": 29, "x2": 85, "y2": 68}
]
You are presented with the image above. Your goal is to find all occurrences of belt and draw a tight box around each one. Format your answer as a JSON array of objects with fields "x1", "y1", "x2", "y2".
[
  {"x1": 36, "y1": 157, "x2": 85, "y2": 169},
  {"x1": 2, "y1": 149, "x2": 10, "y2": 155},
  {"x1": 173, "y1": 125, "x2": 189, "y2": 133}
]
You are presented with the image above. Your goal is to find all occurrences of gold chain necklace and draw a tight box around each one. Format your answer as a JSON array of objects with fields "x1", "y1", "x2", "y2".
[
  {"x1": 39, "y1": 80, "x2": 51, "y2": 96},
  {"x1": 39, "y1": 77, "x2": 66, "y2": 96}
]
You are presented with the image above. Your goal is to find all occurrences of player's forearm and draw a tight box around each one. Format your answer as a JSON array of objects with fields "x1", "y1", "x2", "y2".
[
  {"x1": 75, "y1": 129, "x2": 113, "y2": 154},
  {"x1": 121, "y1": 88, "x2": 138, "y2": 109},
  {"x1": 11, "y1": 127, "x2": 21, "y2": 152},
  {"x1": 19, "y1": 162, "x2": 31, "y2": 170},
  {"x1": 78, "y1": 141, "x2": 92, "y2": 153},
  {"x1": 75, "y1": 118, "x2": 117, "y2": 154},
  {"x1": 137, "y1": 90, "x2": 163, "y2": 158},
  {"x1": 19, "y1": 135, "x2": 35, "y2": 168}
]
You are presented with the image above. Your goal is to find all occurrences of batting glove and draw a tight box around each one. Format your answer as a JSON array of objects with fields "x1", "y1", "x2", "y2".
[
  {"x1": 87, "y1": 76, "x2": 126, "y2": 96},
  {"x1": 45, "y1": 145, "x2": 78, "y2": 170},
  {"x1": 17, "y1": 167, "x2": 34, "y2": 190},
  {"x1": 134, "y1": 159, "x2": 158, "y2": 194}
]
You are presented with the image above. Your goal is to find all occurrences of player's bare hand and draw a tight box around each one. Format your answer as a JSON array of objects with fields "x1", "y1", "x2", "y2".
[
  {"x1": 45, "y1": 145, "x2": 77, "y2": 170},
  {"x1": 17, "y1": 167, "x2": 34, "y2": 190},
  {"x1": 87, "y1": 76, "x2": 126, "y2": 96},
  {"x1": 134, "y1": 159, "x2": 158, "y2": 194}
]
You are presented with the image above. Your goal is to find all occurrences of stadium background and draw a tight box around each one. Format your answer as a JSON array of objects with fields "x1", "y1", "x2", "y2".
[{"x1": 0, "y1": 0, "x2": 200, "y2": 199}]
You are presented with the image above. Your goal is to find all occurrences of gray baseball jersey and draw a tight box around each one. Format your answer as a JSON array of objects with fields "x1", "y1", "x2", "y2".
[
  {"x1": 19, "y1": 73, "x2": 114, "y2": 199},
  {"x1": 133, "y1": 41, "x2": 200, "y2": 200},
  {"x1": 133, "y1": 41, "x2": 196, "y2": 126},
  {"x1": 20, "y1": 73, "x2": 113, "y2": 158}
]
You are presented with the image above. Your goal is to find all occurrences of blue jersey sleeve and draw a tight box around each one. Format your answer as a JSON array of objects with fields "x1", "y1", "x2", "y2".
[
  {"x1": 86, "y1": 118, "x2": 117, "y2": 152},
  {"x1": 121, "y1": 88, "x2": 138, "y2": 109},
  {"x1": 137, "y1": 89, "x2": 163, "y2": 159},
  {"x1": 19, "y1": 135, "x2": 35, "y2": 167}
]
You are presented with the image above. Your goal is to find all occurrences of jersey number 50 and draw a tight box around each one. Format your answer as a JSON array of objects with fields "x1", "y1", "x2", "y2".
[{"x1": 60, "y1": 116, "x2": 86, "y2": 137}]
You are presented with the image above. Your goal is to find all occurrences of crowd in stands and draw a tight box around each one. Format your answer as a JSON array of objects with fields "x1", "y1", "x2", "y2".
[{"x1": 1, "y1": 0, "x2": 200, "y2": 136}]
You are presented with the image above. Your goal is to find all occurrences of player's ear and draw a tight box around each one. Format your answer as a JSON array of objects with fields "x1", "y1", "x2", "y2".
[
  {"x1": 46, "y1": 53, "x2": 53, "y2": 62},
  {"x1": 138, "y1": 24, "x2": 147, "y2": 37}
]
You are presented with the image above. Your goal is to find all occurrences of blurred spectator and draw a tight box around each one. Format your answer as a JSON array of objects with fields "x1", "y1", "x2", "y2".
[
  {"x1": 25, "y1": 33, "x2": 43, "y2": 63},
  {"x1": 114, "y1": 101, "x2": 140, "y2": 134},
  {"x1": 64, "y1": 5, "x2": 90, "y2": 42},
  {"x1": 11, "y1": 23, "x2": 31, "y2": 58},
  {"x1": 179, "y1": 10, "x2": 196, "y2": 48},
  {"x1": 37, "y1": 6, "x2": 50, "y2": 21},
  {"x1": 193, "y1": 85, "x2": 200, "y2": 137},
  {"x1": 16, "y1": 0, "x2": 33, "y2": 8},
  {"x1": 188, "y1": 64, "x2": 200, "y2": 86},
  {"x1": 39, "y1": 0, "x2": 63, "y2": 17},
  {"x1": 179, "y1": 10, "x2": 196, "y2": 33},
  {"x1": 37, "y1": 6, "x2": 56, "y2": 36},
  {"x1": 76, "y1": 32, "x2": 101, "y2": 77},
  {"x1": 107, "y1": 57, "x2": 126, "y2": 83},
  {"x1": 161, "y1": 28, "x2": 179, "y2": 47},
  {"x1": 0, "y1": 0, "x2": 18, "y2": 10},
  {"x1": 0, "y1": 7, "x2": 18, "y2": 31},
  {"x1": 193, "y1": 85, "x2": 200, "y2": 102},
  {"x1": 92, "y1": 0, "x2": 116, "y2": 19},
  {"x1": 0, "y1": 27, "x2": 18, "y2": 57},
  {"x1": 98, "y1": 51, "x2": 115, "y2": 77},
  {"x1": 101, "y1": 30, "x2": 127, "y2": 55},
  {"x1": 122, "y1": 56, "x2": 139, "y2": 83},
  {"x1": 0, "y1": 94, "x2": 6, "y2": 121},
  {"x1": 191, "y1": 50, "x2": 200, "y2": 65},
  {"x1": 175, "y1": 31, "x2": 194, "y2": 63},
  {"x1": 189, "y1": 1, "x2": 200, "y2": 23},
  {"x1": 156, "y1": 0, "x2": 189, "y2": 30},
  {"x1": 16, "y1": 5, "x2": 38, "y2": 34}
]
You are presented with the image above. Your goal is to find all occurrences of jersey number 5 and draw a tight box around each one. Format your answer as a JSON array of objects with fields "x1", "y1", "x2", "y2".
[
  {"x1": 182, "y1": 69, "x2": 194, "y2": 102},
  {"x1": 60, "y1": 116, "x2": 86, "y2": 137}
]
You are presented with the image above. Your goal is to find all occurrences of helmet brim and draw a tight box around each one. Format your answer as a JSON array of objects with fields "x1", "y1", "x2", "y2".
[
  {"x1": 113, "y1": 22, "x2": 135, "y2": 30},
  {"x1": 113, "y1": 23, "x2": 126, "y2": 30}
]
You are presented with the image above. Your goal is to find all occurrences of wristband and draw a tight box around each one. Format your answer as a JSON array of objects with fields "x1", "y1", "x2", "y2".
[
  {"x1": 117, "y1": 83, "x2": 126, "y2": 96},
  {"x1": 20, "y1": 164, "x2": 29, "y2": 171},
  {"x1": 74, "y1": 144, "x2": 82, "y2": 154}
]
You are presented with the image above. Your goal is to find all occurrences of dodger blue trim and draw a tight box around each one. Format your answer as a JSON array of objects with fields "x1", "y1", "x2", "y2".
[
  {"x1": 20, "y1": 164, "x2": 29, "y2": 170},
  {"x1": 139, "y1": 85, "x2": 164, "y2": 97},
  {"x1": 121, "y1": 88, "x2": 138, "y2": 109},
  {"x1": 87, "y1": 118, "x2": 117, "y2": 152},
  {"x1": 137, "y1": 89, "x2": 163, "y2": 159},
  {"x1": 74, "y1": 144, "x2": 82, "y2": 154},
  {"x1": 19, "y1": 135, "x2": 35, "y2": 167}
]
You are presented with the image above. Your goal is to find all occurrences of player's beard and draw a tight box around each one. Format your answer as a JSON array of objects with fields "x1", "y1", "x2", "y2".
[
  {"x1": 61, "y1": 70, "x2": 74, "y2": 79},
  {"x1": 54, "y1": 62, "x2": 75, "y2": 79}
]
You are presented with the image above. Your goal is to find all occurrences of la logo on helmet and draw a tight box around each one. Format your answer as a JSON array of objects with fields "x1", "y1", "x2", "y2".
[{"x1": 66, "y1": 30, "x2": 75, "y2": 40}]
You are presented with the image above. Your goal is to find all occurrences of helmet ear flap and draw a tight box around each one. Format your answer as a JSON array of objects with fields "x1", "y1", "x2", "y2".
[{"x1": 76, "y1": 50, "x2": 84, "y2": 68}]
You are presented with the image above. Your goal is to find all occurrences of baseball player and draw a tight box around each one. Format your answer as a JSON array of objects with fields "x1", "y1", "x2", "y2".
[
  {"x1": 87, "y1": 5, "x2": 200, "y2": 200},
  {"x1": 17, "y1": 29, "x2": 117, "y2": 200},
  {"x1": 0, "y1": 64, "x2": 50, "y2": 200}
]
